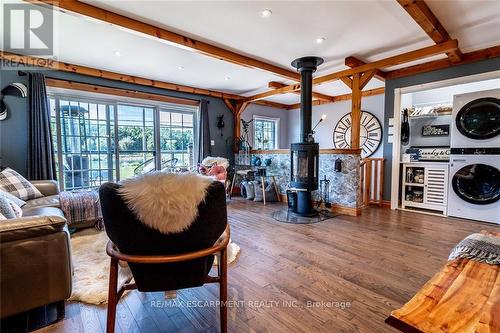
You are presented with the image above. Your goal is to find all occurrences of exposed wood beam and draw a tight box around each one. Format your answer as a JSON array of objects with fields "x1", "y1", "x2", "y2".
[
  {"x1": 253, "y1": 100, "x2": 290, "y2": 109},
  {"x1": 340, "y1": 77, "x2": 353, "y2": 89},
  {"x1": 244, "y1": 40, "x2": 458, "y2": 102},
  {"x1": 359, "y1": 70, "x2": 376, "y2": 90},
  {"x1": 286, "y1": 87, "x2": 385, "y2": 110},
  {"x1": 350, "y1": 73, "x2": 362, "y2": 149},
  {"x1": 397, "y1": 0, "x2": 462, "y2": 63},
  {"x1": 27, "y1": 0, "x2": 300, "y2": 81},
  {"x1": 233, "y1": 102, "x2": 249, "y2": 142},
  {"x1": 312, "y1": 39, "x2": 458, "y2": 85},
  {"x1": 0, "y1": 51, "x2": 242, "y2": 100},
  {"x1": 223, "y1": 98, "x2": 237, "y2": 115},
  {"x1": 345, "y1": 56, "x2": 386, "y2": 81},
  {"x1": 386, "y1": 44, "x2": 500, "y2": 79},
  {"x1": 268, "y1": 81, "x2": 335, "y2": 102},
  {"x1": 46, "y1": 78, "x2": 200, "y2": 106}
]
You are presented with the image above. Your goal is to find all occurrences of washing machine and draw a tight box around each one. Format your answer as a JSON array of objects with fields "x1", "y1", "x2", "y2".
[
  {"x1": 451, "y1": 89, "x2": 500, "y2": 148},
  {"x1": 448, "y1": 148, "x2": 500, "y2": 224}
]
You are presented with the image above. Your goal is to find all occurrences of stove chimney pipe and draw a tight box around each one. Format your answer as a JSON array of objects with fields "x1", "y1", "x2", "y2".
[{"x1": 291, "y1": 56, "x2": 324, "y2": 142}]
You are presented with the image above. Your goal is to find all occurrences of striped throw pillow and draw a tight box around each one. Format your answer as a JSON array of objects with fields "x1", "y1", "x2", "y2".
[{"x1": 0, "y1": 168, "x2": 43, "y2": 201}]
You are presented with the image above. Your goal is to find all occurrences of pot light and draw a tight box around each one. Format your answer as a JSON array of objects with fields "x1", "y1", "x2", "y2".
[
  {"x1": 178, "y1": 66, "x2": 184, "y2": 70},
  {"x1": 224, "y1": 76, "x2": 231, "y2": 81},
  {"x1": 114, "y1": 50, "x2": 121, "y2": 57},
  {"x1": 260, "y1": 9, "x2": 272, "y2": 18},
  {"x1": 315, "y1": 37, "x2": 326, "y2": 44}
]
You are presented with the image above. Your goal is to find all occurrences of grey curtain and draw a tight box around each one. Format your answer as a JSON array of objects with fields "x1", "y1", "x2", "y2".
[
  {"x1": 198, "y1": 99, "x2": 211, "y2": 164},
  {"x1": 27, "y1": 73, "x2": 57, "y2": 180}
]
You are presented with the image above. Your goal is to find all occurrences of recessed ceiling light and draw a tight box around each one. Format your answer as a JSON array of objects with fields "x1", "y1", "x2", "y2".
[
  {"x1": 178, "y1": 66, "x2": 184, "y2": 70},
  {"x1": 114, "y1": 50, "x2": 121, "y2": 57},
  {"x1": 260, "y1": 9, "x2": 272, "y2": 18},
  {"x1": 224, "y1": 76, "x2": 231, "y2": 81},
  {"x1": 315, "y1": 37, "x2": 326, "y2": 44}
]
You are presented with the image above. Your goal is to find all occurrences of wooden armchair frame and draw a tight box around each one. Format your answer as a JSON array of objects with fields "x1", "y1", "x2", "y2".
[{"x1": 105, "y1": 224, "x2": 230, "y2": 333}]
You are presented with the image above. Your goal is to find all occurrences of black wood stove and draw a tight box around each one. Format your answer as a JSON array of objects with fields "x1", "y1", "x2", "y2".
[{"x1": 289, "y1": 56, "x2": 324, "y2": 216}]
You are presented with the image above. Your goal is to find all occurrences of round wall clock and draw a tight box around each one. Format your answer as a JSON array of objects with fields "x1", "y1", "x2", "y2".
[{"x1": 333, "y1": 111, "x2": 382, "y2": 158}]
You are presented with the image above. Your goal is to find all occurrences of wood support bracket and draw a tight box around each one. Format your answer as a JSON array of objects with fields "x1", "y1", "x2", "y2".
[
  {"x1": 359, "y1": 70, "x2": 377, "y2": 90},
  {"x1": 340, "y1": 77, "x2": 353, "y2": 89}
]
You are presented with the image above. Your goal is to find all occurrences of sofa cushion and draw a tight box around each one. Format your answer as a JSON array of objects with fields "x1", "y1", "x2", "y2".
[
  {"x1": 0, "y1": 196, "x2": 16, "y2": 219},
  {"x1": 23, "y1": 195, "x2": 60, "y2": 209},
  {"x1": 22, "y1": 206, "x2": 65, "y2": 219},
  {"x1": 0, "y1": 168, "x2": 42, "y2": 201},
  {"x1": 0, "y1": 189, "x2": 26, "y2": 207}
]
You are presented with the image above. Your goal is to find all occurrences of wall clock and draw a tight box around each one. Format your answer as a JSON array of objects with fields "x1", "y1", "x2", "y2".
[{"x1": 333, "y1": 111, "x2": 382, "y2": 158}]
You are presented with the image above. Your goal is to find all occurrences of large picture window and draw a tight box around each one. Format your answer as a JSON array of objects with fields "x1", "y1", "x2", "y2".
[
  {"x1": 49, "y1": 94, "x2": 198, "y2": 190},
  {"x1": 253, "y1": 116, "x2": 279, "y2": 150}
]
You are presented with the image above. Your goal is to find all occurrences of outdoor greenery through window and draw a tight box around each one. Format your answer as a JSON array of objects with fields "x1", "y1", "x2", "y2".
[
  {"x1": 254, "y1": 117, "x2": 278, "y2": 150},
  {"x1": 49, "y1": 94, "x2": 198, "y2": 191}
]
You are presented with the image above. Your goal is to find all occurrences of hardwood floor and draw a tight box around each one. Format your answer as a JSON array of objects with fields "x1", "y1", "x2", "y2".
[{"x1": 26, "y1": 200, "x2": 500, "y2": 332}]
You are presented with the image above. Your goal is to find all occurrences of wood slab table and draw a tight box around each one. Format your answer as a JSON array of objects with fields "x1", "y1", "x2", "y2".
[{"x1": 386, "y1": 231, "x2": 500, "y2": 333}]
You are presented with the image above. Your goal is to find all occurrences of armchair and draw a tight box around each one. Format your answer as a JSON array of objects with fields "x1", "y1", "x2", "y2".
[{"x1": 99, "y1": 181, "x2": 229, "y2": 333}]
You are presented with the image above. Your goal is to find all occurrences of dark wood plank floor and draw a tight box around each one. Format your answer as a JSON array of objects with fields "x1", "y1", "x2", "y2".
[{"x1": 32, "y1": 200, "x2": 499, "y2": 332}]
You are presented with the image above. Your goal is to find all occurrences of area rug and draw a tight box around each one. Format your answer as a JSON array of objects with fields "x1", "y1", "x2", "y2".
[{"x1": 68, "y1": 228, "x2": 240, "y2": 305}]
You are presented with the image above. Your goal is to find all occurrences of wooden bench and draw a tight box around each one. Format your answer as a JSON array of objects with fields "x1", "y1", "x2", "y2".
[{"x1": 386, "y1": 231, "x2": 500, "y2": 333}]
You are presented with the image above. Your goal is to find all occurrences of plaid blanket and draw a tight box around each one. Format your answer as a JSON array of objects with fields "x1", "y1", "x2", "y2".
[
  {"x1": 448, "y1": 232, "x2": 500, "y2": 265},
  {"x1": 60, "y1": 190, "x2": 103, "y2": 230}
]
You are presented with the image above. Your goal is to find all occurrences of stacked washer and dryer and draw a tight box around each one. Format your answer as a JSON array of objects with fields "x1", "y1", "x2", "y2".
[{"x1": 448, "y1": 88, "x2": 500, "y2": 224}]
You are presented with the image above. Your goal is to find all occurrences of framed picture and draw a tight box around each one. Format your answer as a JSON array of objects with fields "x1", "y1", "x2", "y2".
[{"x1": 421, "y1": 124, "x2": 449, "y2": 137}]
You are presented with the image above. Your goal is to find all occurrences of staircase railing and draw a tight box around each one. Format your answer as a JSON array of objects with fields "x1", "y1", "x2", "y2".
[{"x1": 359, "y1": 158, "x2": 385, "y2": 208}]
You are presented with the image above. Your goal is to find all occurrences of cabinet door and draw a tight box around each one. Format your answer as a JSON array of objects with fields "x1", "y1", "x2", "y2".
[{"x1": 424, "y1": 167, "x2": 448, "y2": 206}]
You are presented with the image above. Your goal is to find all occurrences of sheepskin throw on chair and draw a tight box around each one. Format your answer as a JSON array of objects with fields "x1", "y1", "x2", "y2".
[{"x1": 118, "y1": 172, "x2": 214, "y2": 234}]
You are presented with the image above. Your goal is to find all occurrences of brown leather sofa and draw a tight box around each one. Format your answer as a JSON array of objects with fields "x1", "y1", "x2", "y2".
[{"x1": 0, "y1": 181, "x2": 72, "y2": 319}]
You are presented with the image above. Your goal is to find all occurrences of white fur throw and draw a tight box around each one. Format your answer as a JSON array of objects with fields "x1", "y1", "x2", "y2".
[
  {"x1": 119, "y1": 172, "x2": 214, "y2": 234},
  {"x1": 202, "y1": 156, "x2": 229, "y2": 169}
]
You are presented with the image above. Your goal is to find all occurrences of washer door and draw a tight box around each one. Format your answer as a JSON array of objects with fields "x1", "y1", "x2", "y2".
[
  {"x1": 452, "y1": 164, "x2": 500, "y2": 204},
  {"x1": 456, "y1": 97, "x2": 500, "y2": 140}
]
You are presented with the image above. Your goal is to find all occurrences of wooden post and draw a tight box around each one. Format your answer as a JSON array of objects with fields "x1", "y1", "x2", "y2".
[{"x1": 351, "y1": 73, "x2": 362, "y2": 149}]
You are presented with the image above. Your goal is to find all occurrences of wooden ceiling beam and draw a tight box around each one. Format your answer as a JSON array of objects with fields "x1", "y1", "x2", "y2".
[
  {"x1": 253, "y1": 100, "x2": 291, "y2": 109},
  {"x1": 396, "y1": 0, "x2": 463, "y2": 63},
  {"x1": 27, "y1": 0, "x2": 300, "y2": 81},
  {"x1": 268, "y1": 81, "x2": 335, "y2": 102},
  {"x1": 244, "y1": 40, "x2": 457, "y2": 102},
  {"x1": 359, "y1": 70, "x2": 377, "y2": 90},
  {"x1": 345, "y1": 56, "x2": 386, "y2": 81},
  {"x1": 1, "y1": 51, "x2": 243, "y2": 100},
  {"x1": 286, "y1": 87, "x2": 385, "y2": 110},
  {"x1": 340, "y1": 77, "x2": 353, "y2": 89},
  {"x1": 386, "y1": 44, "x2": 500, "y2": 79},
  {"x1": 46, "y1": 78, "x2": 200, "y2": 106}
]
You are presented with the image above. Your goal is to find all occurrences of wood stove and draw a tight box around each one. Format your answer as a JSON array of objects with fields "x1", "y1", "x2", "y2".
[{"x1": 289, "y1": 56, "x2": 323, "y2": 216}]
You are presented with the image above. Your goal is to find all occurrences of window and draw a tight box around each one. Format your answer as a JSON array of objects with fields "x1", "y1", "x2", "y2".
[
  {"x1": 253, "y1": 116, "x2": 279, "y2": 150},
  {"x1": 49, "y1": 94, "x2": 198, "y2": 190}
]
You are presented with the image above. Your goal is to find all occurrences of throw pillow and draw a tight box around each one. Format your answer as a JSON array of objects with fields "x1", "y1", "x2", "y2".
[
  {"x1": 0, "y1": 189, "x2": 26, "y2": 207},
  {"x1": 243, "y1": 181, "x2": 255, "y2": 200},
  {"x1": 239, "y1": 180, "x2": 247, "y2": 198},
  {"x1": 0, "y1": 168, "x2": 43, "y2": 200},
  {"x1": 9, "y1": 200, "x2": 22, "y2": 218},
  {"x1": 0, "y1": 196, "x2": 16, "y2": 219},
  {"x1": 264, "y1": 183, "x2": 278, "y2": 202},
  {"x1": 253, "y1": 180, "x2": 268, "y2": 202}
]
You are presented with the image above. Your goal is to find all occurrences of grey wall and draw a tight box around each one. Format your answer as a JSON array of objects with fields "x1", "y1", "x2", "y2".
[
  {"x1": 288, "y1": 94, "x2": 385, "y2": 157},
  {"x1": 408, "y1": 115, "x2": 452, "y2": 147},
  {"x1": 240, "y1": 103, "x2": 290, "y2": 149},
  {"x1": 0, "y1": 67, "x2": 235, "y2": 177},
  {"x1": 382, "y1": 57, "x2": 500, "y2": 200}
]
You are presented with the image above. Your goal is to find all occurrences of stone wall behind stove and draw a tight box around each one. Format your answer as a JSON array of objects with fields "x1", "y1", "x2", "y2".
[{"x1": 243, "y1": 151, "x2": 361, "y2": 208}]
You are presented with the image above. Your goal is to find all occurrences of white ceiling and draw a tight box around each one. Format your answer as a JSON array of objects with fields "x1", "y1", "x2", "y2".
[{"x1": 2, "y1": 0, "x2": 499, "y2": 105}]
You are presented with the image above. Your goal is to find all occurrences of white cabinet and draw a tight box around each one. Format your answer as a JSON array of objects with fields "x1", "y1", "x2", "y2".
[{"x1": 401, "y1": 162, "x2": 449, "y2": 214}]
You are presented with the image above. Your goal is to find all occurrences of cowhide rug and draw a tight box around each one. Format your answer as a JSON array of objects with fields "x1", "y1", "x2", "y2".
[{"x1": 68, "y1": 229, "x2": 240, "y2": 305}]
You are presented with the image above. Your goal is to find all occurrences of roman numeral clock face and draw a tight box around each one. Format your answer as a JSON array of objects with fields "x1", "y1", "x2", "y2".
[{"x1": 333, "y1": 111, "x2": 382, "y2": 158}]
